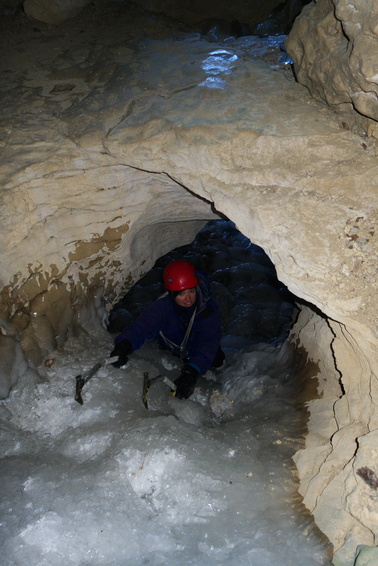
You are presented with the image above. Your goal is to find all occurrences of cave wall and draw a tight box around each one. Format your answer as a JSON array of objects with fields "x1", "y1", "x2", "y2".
[
  {"x1": 293, "y1": 308, "x2": 378, "y2": 566},
  {"x1": 285, "y1": 4, "x2": 378, "y2": 562},
  {"x1": 0, "y1": 158, "x2": 215, "y2": 389},
  {"x1": 0, "y1": 2, "x2": 378, "y2": 565},
  {"x1": 22, "y1": 0, "x2": 285, "y2": 26},
  {"x1": 286, "y1": 0, "x2": 378, "y2": 135}
]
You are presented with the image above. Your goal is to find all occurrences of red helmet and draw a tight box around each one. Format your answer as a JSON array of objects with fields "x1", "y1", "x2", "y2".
[{"x1": 163, "y1": 260, "x2": 199, "y2": 291}]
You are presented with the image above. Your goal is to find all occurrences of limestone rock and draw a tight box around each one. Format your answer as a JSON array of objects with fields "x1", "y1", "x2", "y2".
[
  {"x1": 23, "y1": 0, "x2": 93, "y2": 24},
  {"x1": 285, "y1": 0, "x2": 378, "y2": 133},
  {"x1": 354, "y1": 546, "x2": 378, "y2": 566},
  {"x1": 0, "y1": 335, "x2": 28, "y2": 399},
  {"x1": 1, "y1": 3, "x2": 378, "y2": 564},
  {"x1": 22, "y1": 0, "x2": 285, "y2": 27}
]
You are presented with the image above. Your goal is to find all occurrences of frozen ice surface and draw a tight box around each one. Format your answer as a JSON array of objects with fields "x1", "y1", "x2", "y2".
[
  {"x1": 0, "y1": 222, "x2": 332, "y2": 565},
  {"x1": 1, "y1": 333, "x2": 332, "y2": 566}
]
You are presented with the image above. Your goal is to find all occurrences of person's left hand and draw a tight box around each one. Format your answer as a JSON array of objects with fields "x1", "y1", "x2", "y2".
[
  {"x1": 174, "y1": 365, "x2": 198, "y2": 399},
  {"x1": 110, "y1": 340, "x2": 132, "y2": 368}
]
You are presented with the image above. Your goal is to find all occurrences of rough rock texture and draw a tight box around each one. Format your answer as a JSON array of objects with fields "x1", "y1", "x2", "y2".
[
  {"x1": 293, "y1": 309, "x2": 378, "y2": 566},
  {"x1": 354, "y1": 546, "x2": 378, "y2": 566},
  {"x1": 285, "y1": 5, "x2": 378, "y2": 560},
  {"x1": 22, "y1": 0, "x2": 285, "y2": 26},
  {"x1": 286, "y1": 0, "x2": 378, "y2": 135},
  {"x1": 23, "y1": 0, "x2": 93, "y2": 24},
  {"x1": 0, "y1": 3, "x2": 378, "y2": 565}
]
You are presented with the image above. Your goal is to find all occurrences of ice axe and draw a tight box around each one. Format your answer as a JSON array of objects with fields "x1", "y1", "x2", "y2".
[
  {"x1": 75, "y1": 356, "x2": 119, "y2": 405},
  {"x1": 142, "y1": 372, "x2": 177, "y2": 409}
]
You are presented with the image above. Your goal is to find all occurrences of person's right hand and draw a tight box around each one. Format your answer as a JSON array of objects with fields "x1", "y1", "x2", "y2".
[
  {"x1": 110, "y1": 340, "x2": 132, "y2": 368},
  {"x1": 174, "y1": 365, "x2": 198, "y2": 399}
]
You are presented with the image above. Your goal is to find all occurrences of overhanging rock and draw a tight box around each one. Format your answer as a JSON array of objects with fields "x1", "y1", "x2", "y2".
[{"x1": 1, "y1": 7, "x2": 378, "y2": 564}]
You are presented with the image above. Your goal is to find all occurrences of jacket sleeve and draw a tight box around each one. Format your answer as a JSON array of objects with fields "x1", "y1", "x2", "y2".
[
  {"x1": 187, "y1": 301, "x2": 222, "y2": 375},
  {"x1": 114, "y1": 297, "x2": 168, "y2": 351}
]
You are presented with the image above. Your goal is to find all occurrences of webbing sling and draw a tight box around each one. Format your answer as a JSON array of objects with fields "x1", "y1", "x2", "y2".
[{"x1": 159, "y1": 307, "x2": 197, "y2": 359}]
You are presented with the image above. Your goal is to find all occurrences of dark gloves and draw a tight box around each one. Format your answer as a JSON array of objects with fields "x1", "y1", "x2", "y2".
[
  {"x1": 174, "y1": 365, "x2": 199, "y2": 399},
  {"x1": 110, "y1": 340, "x2": 133, "y2": 368}
]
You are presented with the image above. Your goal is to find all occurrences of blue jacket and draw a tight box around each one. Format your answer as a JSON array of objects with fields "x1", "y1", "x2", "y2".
[{"x1": 114, "y1": 273, "x2": 221, "y2": 375}]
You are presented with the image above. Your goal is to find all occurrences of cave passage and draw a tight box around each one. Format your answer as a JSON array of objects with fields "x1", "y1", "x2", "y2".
[
  {"x1": 0, "y1": 2, "x2": 339, "y2": 563},
  {"x1": 1, "y1": 0, "x2": 377, "y2": 563},
  {"x1": 0, "y1": 219, "x2": 333, "y2": 565},
  {"x1": 108, "y1": 219, "x2": 298, "y2": 353}
]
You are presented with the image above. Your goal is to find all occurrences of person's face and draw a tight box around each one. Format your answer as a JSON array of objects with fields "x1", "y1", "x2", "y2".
[{"x1": 174, "y1": 288, "x2": 196, "y2": 308}]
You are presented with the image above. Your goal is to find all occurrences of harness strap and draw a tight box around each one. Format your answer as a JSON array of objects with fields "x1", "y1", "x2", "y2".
[{"x1": 159, "y1": 307, "x2": 197, "y2": 360}]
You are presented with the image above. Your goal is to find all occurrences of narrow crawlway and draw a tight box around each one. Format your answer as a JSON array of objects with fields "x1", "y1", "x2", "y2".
[{"x1": 1, "y1": 222, "x2": 333, "y2": 565}]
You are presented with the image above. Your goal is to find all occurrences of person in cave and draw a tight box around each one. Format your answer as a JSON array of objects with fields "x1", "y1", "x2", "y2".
[{"x1": 110, "y1": 259, "x2": 225, "y2": 399}]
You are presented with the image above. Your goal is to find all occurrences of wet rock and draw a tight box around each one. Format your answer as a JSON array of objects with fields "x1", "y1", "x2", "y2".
[
  {"x1": 253, "y1": 0, "x2": 311, "y2": 36},
  {"x1": 0, "y1": 335, "x2": 28, "y2": 398}
]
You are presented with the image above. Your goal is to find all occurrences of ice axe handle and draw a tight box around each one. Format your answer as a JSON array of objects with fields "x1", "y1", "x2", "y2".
[
  {"x1": 162, "y1": 376, "x2": 177, "y2": 392},
  {"x1": 104, "y1": 355, "x2": 120, "y2": 368},
  {"x1": 142, "y1": 372, "x2": 177, "y2": 409},
  {"x1": 74, "y1": 355, "x2": 119, "y2": 405},
  {"x1": 75, "y1": 376, "x2": 85, "y2": 405}
]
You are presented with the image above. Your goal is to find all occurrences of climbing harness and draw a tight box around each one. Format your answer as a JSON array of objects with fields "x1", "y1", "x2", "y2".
[{"x1": 159, "y1": 307, "x2": 197, "y2": 359}]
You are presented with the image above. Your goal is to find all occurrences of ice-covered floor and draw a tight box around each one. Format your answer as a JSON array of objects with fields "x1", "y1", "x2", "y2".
[{"x1": 1, "y1": 222, "x2": 332, "y2": 565}]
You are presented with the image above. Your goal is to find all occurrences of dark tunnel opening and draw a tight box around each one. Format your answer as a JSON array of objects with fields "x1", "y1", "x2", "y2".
[
  {"x1": 108, "y1": 219, "x2": 299, "y2": 353},
  {"x1": 106, "y1": 218, "x2": 314, "y2": 425}
]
